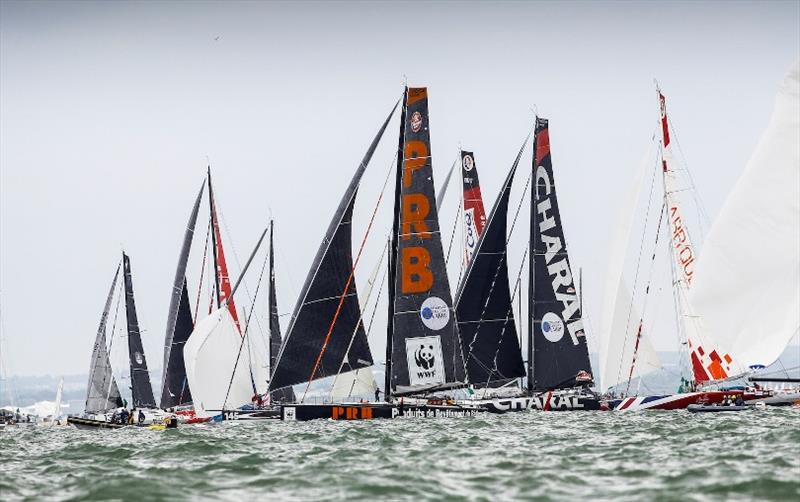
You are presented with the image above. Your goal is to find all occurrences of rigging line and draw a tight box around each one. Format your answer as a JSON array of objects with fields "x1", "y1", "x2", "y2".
[
  {"x1": 194, "y1": 216, "x2": 213, "y2": 325},
  {"x1": 444, "y1": 201, "x2": 462, "y2": 266},
  {"x1": 328, "y1": 239, "x2": 388, "y2": 400},
  {"x1": 614, "y1": 151, "x2": 661, "y2": 389},
  {"x1": 301, "y1": 149, "x2": 397, "y2": 403},
  {"x1": 507, "y1": 172, "x2": 532, "y2": 243},
  {"x1": 104, "y1": 273, "x2": 125, "y2": 406},
  {"x1": 666, "y1": 114, "x2": 712, "y2": 235}
]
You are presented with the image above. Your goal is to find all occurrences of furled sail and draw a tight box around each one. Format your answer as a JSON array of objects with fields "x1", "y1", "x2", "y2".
[
  {"x1": 85, "y1": 265, "x2": 124, "y2": 413},
  {"x1": 530, "y1": 117, "x2": 593, "y2": 391},
  {"x1": 123, "y1": 252, "x2": 156, "y2": 408},
  {"x1": 269, "y1": 101, "x2": 398, "y2": 391},
  {"x1": 160, "y1": 182, "x2": 204, "y2": 409},
  {"x1": 389, "y1": 87, "x2": 467, "y2": 396},
  {"x1": 460, "y1": 150, "x2": 488, "y2": 265},
  {"x1": 691, "y1": 61, "x2": 800, "y2": 373},
  {"x1": 267, "y1": 223, "x2": 295, "y2": 403},
  {"x1": 455, "y1": 139, "x2": 528, "y2": 388},
  {"x1": 657, "y1": 90, "x2": 736, "y2": 384},
  {"x1": 599, "y1": 145, "x2": 662, "y2": 393},
  {"x1": 52, "y1": 377, "x2": 64, "y2": 419}
]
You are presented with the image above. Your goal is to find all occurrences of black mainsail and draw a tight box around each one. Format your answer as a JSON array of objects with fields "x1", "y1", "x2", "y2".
[
  {"x1": 388, "y1": 87, "x2": 467, "y2": 396},
  {"x1": 269, "y1": 101, "x2": 398, "y2": 391},
  {"x1": 268, "y1": 222, "x2": 295, "y2": 403},
  {"x1": 84, "y1": 264, "x2": 124, "y2": 413},
  {"x1": 529, "y1": 118, "x2": 593, "y2": 391},
  {"x1": 455, "y1": 138, "x2": 529, "y2": 388},
  {"x1": 123, "y1": 252, "x2": 156, "y2": 408},
  {"x1": 160, "y1": 182, "x2": 205, "y2": 409}
]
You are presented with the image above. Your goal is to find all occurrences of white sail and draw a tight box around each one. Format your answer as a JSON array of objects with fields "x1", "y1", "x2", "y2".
[
  {"x1": 599, "y1": 144, "x2": 661, "y2": 392},
  {"x1": 330, "y1": 368, "x2": 377, "y2": 401},
  {"x1": 52, "y1": 377, "x2": 64, "y2": 420},
  {"x1": 184, "y1": 307, "x2": 267, "y2": 417},
  {"x1": 691, "y1": 61, "x2": 800, "y2": 373}
]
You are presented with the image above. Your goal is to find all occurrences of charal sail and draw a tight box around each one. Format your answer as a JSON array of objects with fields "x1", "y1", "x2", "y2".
[
  {"x1": 160, "y1": 182, "x2": 205, "y2": 409},
  {"x1": 691, "y1": 61, "x2": 800, "y2": 374},
  {"x1": 267, "y1": 223, "x2": 295, "y2": 403},
  {"x1": 388, "y1": 87, "x2": 467, "y2": 396},
  {"x1": 460, "y1": 151, "x2": 488, "y2": 265},
  {"x1": 529, "y1": 117, "x2": 593, "y2": 391},
  {"x1": 269, "y1": 101, "x2": 398, "y2": 391},
  {"x1": 455, "y1": 139, "x2": 528, "y2": 388},
  {"x1": 123, "y1": 252, "x2": 156, "y2": 408},
  {"x1": 85, "y1": 264, "x2": 124, "y2": 413}
]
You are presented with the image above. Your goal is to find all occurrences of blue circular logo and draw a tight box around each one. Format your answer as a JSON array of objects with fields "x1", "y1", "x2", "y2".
[
  {"x1": 421, "y1": 307, "x2": 433, "y2": 320},
  {"x1": 542, "y1": 321, "x2": 551, "y2": 332}
]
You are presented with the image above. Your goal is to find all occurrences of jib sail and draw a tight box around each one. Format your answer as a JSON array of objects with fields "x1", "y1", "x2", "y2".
[
  {"x1": 455, "y1": 138, "x2": 529, "y2": 388},
  {"x1": 529, "y1": 118, "x2": 593, "y2": 391},
  {"x1": 160, "y1": 182, "x2": 204, "y2": 409},
  {"x1": 460, "y1": 150, "x2": 488, "y2": 265},
  {"x1": 84, "y1": 264, "x2": 124, "y2": 413},
  {"x1": 123, "y1": 252, "x2": 156, "y2": 408},
  {"x1": 388, "y1": 87, "x2": 467, "y2": 396},
  {"x1": 269, "y1": 101, "x2": 398, "y2": 391}
]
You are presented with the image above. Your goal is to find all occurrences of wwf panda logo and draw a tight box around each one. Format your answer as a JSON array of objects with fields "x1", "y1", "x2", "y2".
[{"x1": 414, "y1": 344, "x2": 435, "y2": 370}]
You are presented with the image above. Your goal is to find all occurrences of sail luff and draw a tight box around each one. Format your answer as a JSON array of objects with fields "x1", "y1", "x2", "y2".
[
  {"x1": 84, "y1": 263, "x2": 124, "y2": 413},
  {"x1": 268, "y1": 221, "x2": 295, "y2": 403},
  {"x1": 269, "y1": 100, "x2": 399, "y2": 391},
  {"x1": 123, "y1": 252, "x2": 156, "y2": 408},
  {"x1": 160, "y1": 181, "x2": 205, "y2": 408}
]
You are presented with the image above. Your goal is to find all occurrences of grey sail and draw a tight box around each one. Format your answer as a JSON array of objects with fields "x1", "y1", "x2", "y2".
[
  {"x1": 269, "y1": 100, "x2": 398, "y2": 391},
  {"x1": 123, "y1": 252, "x2": 156, "y2": 408},
  {"x1": 160, "y1": 181, "x2": 205, "y2": 409},
  {"x1": 84, "y1": 264, "x2": 124, "y2": 413}
]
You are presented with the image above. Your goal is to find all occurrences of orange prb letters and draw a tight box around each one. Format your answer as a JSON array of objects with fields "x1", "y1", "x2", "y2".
[
  {"x1": 403, "y1": 141, "x2": 428, "y2": 187},
  {"x1": 402, "y1": 193, "x2": 431, "y2": 240},
  {"x1": 401, "y1": 246, "x2": 433, "y2": 294}
]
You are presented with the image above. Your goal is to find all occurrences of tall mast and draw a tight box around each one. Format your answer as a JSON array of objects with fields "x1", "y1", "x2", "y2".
[
  {"x1": 207, "y1": 166, "x2": 222, "y2": 308},
  {"x1": 385, "y1": 86, "x2": 407, "y2": 402},
  {"x1": 527, "y1": 118, "x2": 537, "y2": 394}
]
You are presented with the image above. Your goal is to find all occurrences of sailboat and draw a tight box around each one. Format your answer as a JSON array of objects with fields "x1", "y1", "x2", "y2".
[
  {"x1": 602, "y1": 63, "x2": 799, "y2": 410},
  {"x1": 68, "y1": 254, "x2": 176, "y2": 429}
]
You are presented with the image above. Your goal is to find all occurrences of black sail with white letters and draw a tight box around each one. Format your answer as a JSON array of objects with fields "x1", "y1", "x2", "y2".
[
  {"x1": 530, "y1": 118, "x2": 593, "y2": 391},
  {"x1": 269, "y1": 102, "x2": 398, "y2": 391},
  {"x1": 455, "y1": 137, "x2": 529, "y2": 387},
  {"x1": 389, "y1": 87, "x2": 467, "y2": 396},
  {"x1": 123, "y1": 252, "x2": 157, "y2": 408}
]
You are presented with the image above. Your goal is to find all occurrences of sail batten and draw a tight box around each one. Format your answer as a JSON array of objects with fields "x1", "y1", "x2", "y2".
[
  {"x1": 269, "y1": 101, "x2": 398, "y2": 391},
  {"x1": 455, "y1": 138, "x2": 529, "y2": 388}
]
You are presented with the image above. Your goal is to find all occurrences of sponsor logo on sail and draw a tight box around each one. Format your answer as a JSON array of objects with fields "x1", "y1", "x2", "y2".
[
  {"x1": 134, "y1": 352, "x2": 143, "y2": 365},
  {"x1": 420, "y1": 296, "x2": 449, "y2": 331},
  {"x1": 410, "y1": 111, "x2": 423, "y2": 133},
  {"x1": 463, "y1": 208, "x2": 478, "y2": 261},
  {"x1": 541, "y1": 312, "x2": 565, "y2": 343},
  {"x1": 462, "y1": 154, "x2": 474, "y2": 171},
  {"x1": 406, "y1": 336, "x2": 445, "y2": 386}
]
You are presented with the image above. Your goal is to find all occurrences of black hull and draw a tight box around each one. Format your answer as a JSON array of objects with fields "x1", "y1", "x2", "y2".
[
  {"x1": 67, "y1": 417, "x2": 129, "y2": 430},
  {"x1": 482, "y1": 394, "x2": 603, "y2": 413},
  {"x1": 280, "y1": 403, "x2": 482, "y2": 421},
  {"x1": 218, "y1": 408, "x2": 282, "y2": 421}
]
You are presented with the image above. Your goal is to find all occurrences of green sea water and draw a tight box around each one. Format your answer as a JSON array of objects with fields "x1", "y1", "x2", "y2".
[{"x1": 1, "y1": 408, "x2": 798, "y2": 501}]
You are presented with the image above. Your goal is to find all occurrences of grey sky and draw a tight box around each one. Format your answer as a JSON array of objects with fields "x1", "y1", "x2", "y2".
[{"x1": 1, "y1": 0, "x2": 798, "y2": 377}]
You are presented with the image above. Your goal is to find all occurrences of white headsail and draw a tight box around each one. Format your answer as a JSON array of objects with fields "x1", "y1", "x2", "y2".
[{"x1": 691, "y1": 60, "x2": 800, "y2": 373}]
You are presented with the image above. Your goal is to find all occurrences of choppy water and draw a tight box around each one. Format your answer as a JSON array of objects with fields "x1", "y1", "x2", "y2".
[{"x1": 1, "y1": 408, "x2": 798, "y2": 501}]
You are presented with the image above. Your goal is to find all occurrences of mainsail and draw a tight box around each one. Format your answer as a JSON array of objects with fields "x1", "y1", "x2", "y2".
[
  {"x1": 455, "y1": 139, "x2": 528, "y2": 388},
  {"x1": 691, "y1": 61, "x2": 800, "y2": 373},
  {"x1": 657, "y1": 90, "x2": 736, "y2": 384},
  {"x1": 529, "y1": 117, "x2": 593, "y2": 391},
  {"x1": 389, "y1": 87, "x2": 467, "y2": 396},
  {"x1": 84, "y1": 263, "x2": 124, "y2": 413},
  {"x1": 460, "y1": 150, "x2": 488, "y2": 265},
  {"x1": 160, "y1": 182, "x2": 204, "y2": 409},
  {"x1": 267, "y1": 223, "x2": 295, "y2": 403},
  {"x1": 269, "y1": 101, "x2": 398, "y2": 391},
  {"x1": 208, "y1": 169, "x2": 242, "y2": 333},
  {"x1": 123, "y1": 252, "x2": 156, "y2": 408}
]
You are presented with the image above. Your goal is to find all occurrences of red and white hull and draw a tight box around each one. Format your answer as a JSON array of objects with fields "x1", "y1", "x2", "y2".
[{"x1": 611, "y1": 391, "x2": 740, "y2": 411}]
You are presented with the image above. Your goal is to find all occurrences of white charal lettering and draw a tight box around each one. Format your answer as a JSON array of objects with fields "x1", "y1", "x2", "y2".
[
  {"x1": 537, "y1": 198, "x2": 556, "y2": 233},
  {"x1": 547, "y1": 258, "x2": 573, "y2": 291},
  {"x1": 541, "y1": 233, "x2": 562, "y2": 263},
  {"x1": 567, "y1": 318, "x2": 584, "y2": 345},
  {"x1": 555, "y1": 292, "x2": 579, "y2": 320}
]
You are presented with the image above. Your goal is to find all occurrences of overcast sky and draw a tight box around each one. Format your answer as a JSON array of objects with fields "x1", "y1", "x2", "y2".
[{"x1": 1, "y1": 1, "x2": 798, "y2": 378}]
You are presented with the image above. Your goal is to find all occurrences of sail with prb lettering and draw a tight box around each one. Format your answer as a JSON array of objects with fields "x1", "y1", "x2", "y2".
[
  {"x1": 388, "y1": 87, "x2": 467, "y2": 396},
  {"x1": 460, "y1": 151, "x2": 488, "y2": 265},
  {"x1": 530, "y1": 117, "x2": 593, "y2": 391},
  {"x1": 455, "y1": 138, "x2": 528, "y2": 388}
]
